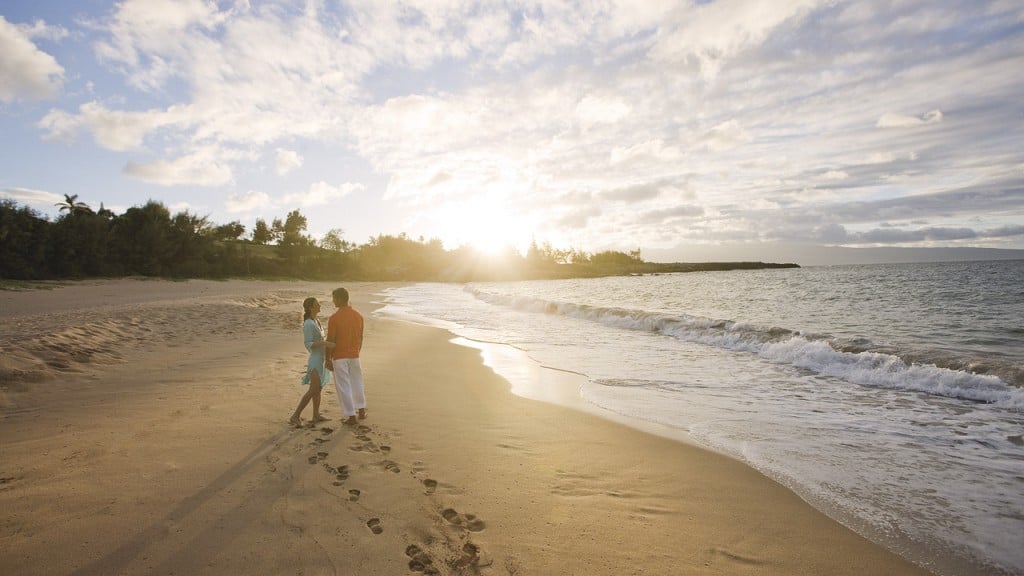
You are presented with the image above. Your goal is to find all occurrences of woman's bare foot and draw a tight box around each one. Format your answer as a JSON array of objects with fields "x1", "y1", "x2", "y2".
[
  {"x1": 288, "y1": 415, "x2": 302, "y2": 427},
  {"x1": 357, "y1": 408, "x2": 367, "y2": 420}
]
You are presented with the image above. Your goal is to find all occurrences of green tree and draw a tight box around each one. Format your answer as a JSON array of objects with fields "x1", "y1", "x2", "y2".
[
  {"x1": 279, "y1": 209, "x2": 309, "y2": 247},
  {"x1": 320, "y1": 228, "x2": 352, "y2": 252},
  {"x1": 0, "y1": 200, "x2": 50, "y2": 279},
  {"x1": 590, "y1": 249, "x2": 642, "y2": 268},
  {"x1": 49, "y1": 210, "x2": 113, "y2": 277},
  {"x1": 271, "y1": 217, "x2": 284, "y2": 244},
  {"x1": 110, "y1": 200, "x2": 173, "y2": 275},
  {"x1": 211, "y1": 221, "x2": 245, "y2": 241},
  {"x1": 252, "y1": 219, "x2": 273, "y2": 245},
  {"x1": 168, "y1": 211, "x2": 213, "y2": 276},
  {"x1": 54, "y1": 193, "x2": 92, "y2": 215}
]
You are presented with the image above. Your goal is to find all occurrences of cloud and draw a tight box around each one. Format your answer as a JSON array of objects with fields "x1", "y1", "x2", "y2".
[
  {"x1": 283, "y1": 181, "x2": 364, "y2": 207},
  {"x1": 600, "y1": 182, "x2": 666, "y2": 203},
  {"x1": 877, "y1": 109, "x2": 944, "y2": 128},
  {"x1": 638, "y1": 204, "x2": 705, "y2": 224},
  {"x1": 699, "y1": 119, "x2": 752, "y2": 151},
  {"x1": 648, "y1": 0, "x2": 821, "y2": 76},
  {"x1": 854, "y1": 226, "x2": 978, "y2": 244},
  {"x1": 223, "y1": 180, "x2": 363, "y2": 216},
  {"x1": 0, "y1": 16, "x2": 65, "y2": 101},
  {"x1": 12, "y1": 0, "x2": 1024, "y2": 256},
  {"x1": 808, "y1": 223, "x2": 1024, "y2": 247},
  {"x1": 39, "y1": 101, "x2": 188, "y2": 150},
  {"x1": 554, "y1": 205, "x2": 602, "y2": 230},
  {"x1": 575, "y1": 95, "x2": 631, "y2": 129},
  {"x1": 610, "y1": 139, "x2": 683, "y2": 165},
  {"x1": 226, "y1": 190, "x2": 272, "y2": 214},
  {"x1": 752, "y1": 178, "x2": 1024, "y2": 247},
  {"x1": 124, "y1": 146, "x2": 234, "y2": 186},
  {"x1": 989, "y1": 224, "x2": 1024, "y2": 238},
  {"x1": 0, "y1": 186, "x2": 64, "y2": 207},
  {"x1": 275, "y1": 148, "x2": 302, "y2": 175}
]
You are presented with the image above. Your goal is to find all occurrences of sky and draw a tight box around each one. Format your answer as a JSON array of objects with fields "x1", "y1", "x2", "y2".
[{"x1": 1, "y1": 0, "x2": 1023, "y2": 266}]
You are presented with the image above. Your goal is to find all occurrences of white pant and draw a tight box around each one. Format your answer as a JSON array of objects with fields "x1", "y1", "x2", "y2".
[{"x1": 332, "y1": 358, "x2": 365, "y2": 417}]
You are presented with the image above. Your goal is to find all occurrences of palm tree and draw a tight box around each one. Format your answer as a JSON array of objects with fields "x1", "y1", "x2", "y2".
[{"x1": 55, "y1": 193, "x2": 92, "y2": 215}]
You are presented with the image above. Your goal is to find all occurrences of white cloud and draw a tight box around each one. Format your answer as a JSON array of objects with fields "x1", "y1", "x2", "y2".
[
  {"x1": 166, "y1": 201, "x2": 193, "y2": 214},
  {"x1": 648, "y1": 0, "x2": 821, "y2": 76},
  {"x1": 124, "y1": 146, "x2": 234, "y2": 186},
  {"x1": 36, "y1": 109, "x2": 80, "y2": 143},
  {"x1": 575, "y1": 95, "x2": 631, "y2": 129},
  {"x1": 0, "y1": 186, "x2": 64, "y2": 207},
  {"x1": 877, "y1": 109, "x2": 944, "y2": 128},
  {"x1": 226, "y1": 190, "x2": 272, "y2": 213},
  {"x1": 39, "y1": 101, "x2": 190, "y2": 150},
  {"x1": 275, "y1": 148, "x2": 302, "y2": 175},
  {"x1": 611, "y1": 139, "x2": 683, "y2": 165},
  {"x1": 93, "y1": 0, "x2": 228, "y2": 80},
  {"x1": 700, "y1": 119, "x2": 752, "y2": 152},
  {"x1": 0, "y1": 16, "x2": 65, "y2": 101},
  {"x1": 283, "y1": 181, "x2": 363, "y2": 207},
  {"x1": 11, "y1": 0, "x2": 1023, "y2": 255}
]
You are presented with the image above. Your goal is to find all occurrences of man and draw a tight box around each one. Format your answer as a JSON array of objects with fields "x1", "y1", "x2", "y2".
[{"x1": 326, "y1": 287, "x2": 366, "y2": 425}]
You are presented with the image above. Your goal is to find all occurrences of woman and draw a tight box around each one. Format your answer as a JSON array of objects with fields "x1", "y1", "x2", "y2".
[{"x1": 290, "y1": 297, "x2": 331, "y2": 427}]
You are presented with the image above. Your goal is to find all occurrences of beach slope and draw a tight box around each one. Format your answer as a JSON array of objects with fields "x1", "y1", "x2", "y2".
[{"x1": 0, "y1": 280, "x2": 932, "y2": 575}]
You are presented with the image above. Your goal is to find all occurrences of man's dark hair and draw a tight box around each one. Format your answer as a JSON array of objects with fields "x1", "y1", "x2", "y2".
[{"x1": 333, "y1": 287, "x2": 349, "y2": 305}]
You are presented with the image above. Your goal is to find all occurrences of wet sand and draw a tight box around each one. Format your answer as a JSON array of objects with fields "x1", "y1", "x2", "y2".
[{"x1": 0, "y1": 279, "x2": 933, "y2": 575}]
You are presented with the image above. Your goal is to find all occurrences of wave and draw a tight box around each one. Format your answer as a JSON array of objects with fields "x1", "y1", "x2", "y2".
[{"x1": 466, "y1": 287, "x2": 1024, "y2": 408}]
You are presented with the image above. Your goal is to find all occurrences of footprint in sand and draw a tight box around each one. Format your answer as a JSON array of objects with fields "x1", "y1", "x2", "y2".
[
  {"x1": 450, "y1": 542, "x2": 484, "y2": 571},
  {"x1": 308, "y1": 451, "x2": 329, "y2": 464},
  {"x1": 441, "y1": 508, "x2": 486, "y2": 532},
  {"x1": 349, "y1": 489, "x2": 361, "y2": 501},
  {"x1": 265, "y1": 455, "x2": 279, "y2": 472},
  {"x1": 367, "y1": 518, "x2": 383, "y2": 534},
  {"x1": 405, "y1": 544, "x2": 438, "y2": 574},
  {"x1": 351, "y1": 436, "x2": 380, "y2": 453},
  {"x1": 382, "y1": 460, "x2": 401, "y2": 474},
  {"x1": 331, "y1": 464, "x2": 350, "y2": 485},
  {"x1": 422, "y1": 479, "x2": 437, "y2": 494}
]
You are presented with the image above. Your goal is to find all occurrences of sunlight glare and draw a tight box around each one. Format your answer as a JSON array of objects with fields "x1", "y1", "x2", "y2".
[{"x1": 437, "y1": 196, "x2": 523, "y2": 256}]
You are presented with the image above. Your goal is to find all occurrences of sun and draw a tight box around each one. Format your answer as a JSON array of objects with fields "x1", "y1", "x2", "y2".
[{"x1": 435, "y1": 196, "x2": 525, "y2": 256}]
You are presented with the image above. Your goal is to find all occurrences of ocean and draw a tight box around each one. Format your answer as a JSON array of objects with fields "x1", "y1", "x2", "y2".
[{"x1": 377, "y1": 260, "x2": 1024, "y2": 576}]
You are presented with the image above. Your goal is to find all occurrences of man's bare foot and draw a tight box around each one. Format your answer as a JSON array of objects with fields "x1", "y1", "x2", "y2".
[
  {"x1": 357, "y1": 408, "x2": 367, "y2": 420},
  {"x1": 288, "y1": 415, "x2": 302, "y2": 427},
  {"x1": 343, "y1": 416, "x2": 358, "y2": 426}
]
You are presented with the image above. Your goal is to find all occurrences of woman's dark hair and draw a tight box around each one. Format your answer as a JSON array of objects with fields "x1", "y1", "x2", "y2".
[{"x1": 302, "y1": 297, "x2": 318, "y2": 322}]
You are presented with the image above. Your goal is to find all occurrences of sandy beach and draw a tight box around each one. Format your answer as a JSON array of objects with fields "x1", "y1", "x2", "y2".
[{"x1": 0, "y1": 279, "x2": 934, "y2": 576}]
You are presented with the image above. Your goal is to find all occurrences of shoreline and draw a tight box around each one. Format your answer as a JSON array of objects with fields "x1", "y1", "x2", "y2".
[
  {"x1": 0, "y1": 279, "x2": 935, "y2": 575},
  {"x1": 446, "y1": 335, "x2": 719, "y2": 451}
]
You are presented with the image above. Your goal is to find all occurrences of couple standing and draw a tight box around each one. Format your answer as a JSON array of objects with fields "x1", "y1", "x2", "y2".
[{"x1": 290, "y1": 287, "x2": 366, "y2": 427}]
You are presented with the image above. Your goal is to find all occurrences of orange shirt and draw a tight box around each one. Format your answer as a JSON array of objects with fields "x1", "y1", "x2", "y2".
[{"x1": 327, "y1": 305, "x2": 364, "y2": 359}]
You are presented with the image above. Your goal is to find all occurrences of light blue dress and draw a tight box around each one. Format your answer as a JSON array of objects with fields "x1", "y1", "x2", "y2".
[{"x1": 301, "y1": 318, "x2": 329, "y2": 386}]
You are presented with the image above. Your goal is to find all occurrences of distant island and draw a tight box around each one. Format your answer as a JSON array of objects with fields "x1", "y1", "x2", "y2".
[{"x1": 1, "y1": 197, "x2": 797, "y2": 283}]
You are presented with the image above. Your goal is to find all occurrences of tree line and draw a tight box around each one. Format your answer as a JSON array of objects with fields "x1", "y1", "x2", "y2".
[
  {"x1": 0, "y1": 196, "x2": 636, "y2": 281},
  {"x1": 1, "y1": 196, "x2": 796, "y2": 282}
]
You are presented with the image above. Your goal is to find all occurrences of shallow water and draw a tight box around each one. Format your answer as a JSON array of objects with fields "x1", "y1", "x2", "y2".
[{"x1": 379, "y1": 260, "x2": 1024, "y2": 576}]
